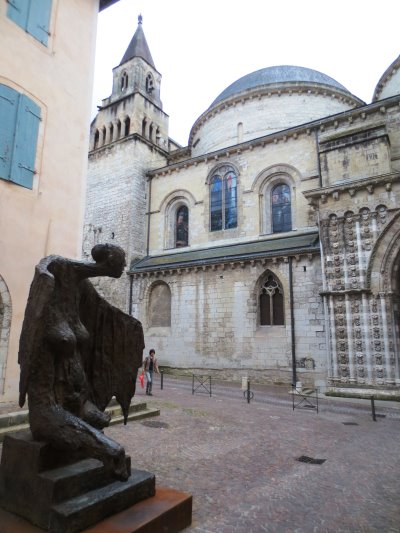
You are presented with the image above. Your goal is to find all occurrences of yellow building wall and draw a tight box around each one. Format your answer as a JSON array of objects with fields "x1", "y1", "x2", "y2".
[{"x1": 0, "y1": 0, "x2": 99, "y2": 400}]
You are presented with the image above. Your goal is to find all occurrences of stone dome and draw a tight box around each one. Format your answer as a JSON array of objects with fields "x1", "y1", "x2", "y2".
[
  {"x1": 210, "y1": 65, "x2": 351, "y2": 108},
  {"x1": 189, "y1": 64, "x2": 363, "y2": 156},
  {"x1": 373, "y1": 54, "x2": 400, "y2": 102}
]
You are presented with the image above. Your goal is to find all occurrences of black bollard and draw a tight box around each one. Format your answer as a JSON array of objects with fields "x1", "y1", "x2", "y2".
[
  {"x1": 243, "y1": 379, "x2": 254, "y2": 403},
  {"x1": 371, "y1": 395, "x2": 377, "y2": 421},
  {"x1": 160, "y1": 370, "x2": 164, "y2": 390}
]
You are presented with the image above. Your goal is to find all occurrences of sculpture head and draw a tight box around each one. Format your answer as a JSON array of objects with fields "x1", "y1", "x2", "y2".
[{"x1": 91, "y1": 244, "x2": 126, "y2": 278}]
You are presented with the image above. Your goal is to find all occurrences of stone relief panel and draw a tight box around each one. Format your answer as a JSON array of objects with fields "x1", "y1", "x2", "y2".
[
  {"x1": 321, "y1": 205, "x2": 394, "y2": 295},
  {"x1": 328, "y1": 291, "x2": 399, "y2": 386}
]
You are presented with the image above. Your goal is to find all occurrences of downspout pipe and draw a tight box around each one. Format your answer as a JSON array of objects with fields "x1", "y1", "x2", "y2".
[
  {"x1": 315, "y1": 129, "x2": 322, "y2": 187},
  {"x1": 146, "y1": 176, "x2": 153, "y2": 256},
  {"x1": 289, "y1": 256, "x2": 297, "y2": 386},
  {"x1": 129, "y1": 274, "x2": 133, "y2": 316}
]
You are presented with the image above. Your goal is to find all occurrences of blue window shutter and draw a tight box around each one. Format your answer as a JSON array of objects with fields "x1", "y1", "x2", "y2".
[
  {"x1": 11, "y1": 95, "x2": 41, "y2": 189},
  {"x1": 0, "y1": 85, "x2": 19, "y2": 181},
  {"x1": 7, "y1": 0, "x2": 30, "y2": 31},
  {"x1": 27, "y1": 0, "x2": 52, "y2": 46}
]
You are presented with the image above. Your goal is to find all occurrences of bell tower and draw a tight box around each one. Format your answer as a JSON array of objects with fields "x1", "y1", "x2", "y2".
[
  {"x1": 84, "y1": 16, "x2": 170, "y2": 310},
  {"x1": 90, "y1": 15, "x2": 169, "y2": 150}
]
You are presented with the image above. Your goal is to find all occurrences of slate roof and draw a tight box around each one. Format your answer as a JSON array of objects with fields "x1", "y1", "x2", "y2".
[
  {"x1": 119, "y1": 16, "x2": 155, "y2": 68},
  {"x1": 130, "y1": 232, "x2": 319, "y2": 272},
  {"x1": 99, "y1": 0, "x2": 120, "y2": 11},
  {"x1": 211, "y1": 65, "x2": 351, "y2": 108}
]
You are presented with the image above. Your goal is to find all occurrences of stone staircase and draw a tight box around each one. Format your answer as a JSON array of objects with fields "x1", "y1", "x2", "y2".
[{"x1": 0, "y1": 399, "x2": 160, "y2": 442}]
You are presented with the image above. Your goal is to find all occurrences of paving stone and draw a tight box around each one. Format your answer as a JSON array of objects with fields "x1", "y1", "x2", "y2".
[{"x1": 1, "y1": 378, "x2": 399, "y2": 532}]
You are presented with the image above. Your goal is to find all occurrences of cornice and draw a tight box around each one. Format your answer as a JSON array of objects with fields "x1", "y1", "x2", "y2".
[
  {"x1": 129, "y1": 249, "x2": 319, "y2": 278},
  {"x1": 147, "y1": 95, "x2": 400, "y2": 179},
  {"x1": 303, "y1": 171, "x2": 400, "y2": 204},
  {"x1": 97, "y1": 90, "x2": 167, "y2": 117},
  {"x1": 89, "y1": 132, "x2": 168, "y2": 157}
]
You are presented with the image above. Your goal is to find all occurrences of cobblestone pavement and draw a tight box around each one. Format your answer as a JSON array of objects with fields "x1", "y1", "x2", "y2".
[
  {"x1": 109, "y1": 378, "x2": 400, "y2": 533},
  {"x1": 1, "y1": 378, "x2": 400, "y2": 532}
]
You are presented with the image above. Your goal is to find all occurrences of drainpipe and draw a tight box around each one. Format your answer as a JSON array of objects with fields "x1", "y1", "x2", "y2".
[
  {"x1": 129, "y1": 274, "x2": 133, "y2": 316},
  {"x1": 315, "y1": 129, "x2": 322, "y2": 187},
  {"x1": 289, "y1": 256, "x2": 297, "y2": 386},
  {"x1": 146, "y1": 176, "x2": 152, "y2": 256}
]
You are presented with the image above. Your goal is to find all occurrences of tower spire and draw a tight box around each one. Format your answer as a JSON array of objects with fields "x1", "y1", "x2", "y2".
[{"x1": 119, "y1": 14, "x2": 155, "y2": 69}]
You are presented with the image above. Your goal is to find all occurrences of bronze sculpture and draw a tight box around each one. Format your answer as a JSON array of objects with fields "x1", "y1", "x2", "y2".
[{"x1": 18, "y1": 244, "x2": 144, "y2": 481}]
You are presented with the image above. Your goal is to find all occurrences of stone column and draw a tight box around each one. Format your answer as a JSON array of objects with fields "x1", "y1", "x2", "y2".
[
  {"x1": 362, "y1": 293, "x2": 372, "y2": 383},
  {"x1": 328, "y1": 296, "x2": 339, "y2": 379},
  {"x1": 345, "y1": 294, "x2": 356, "y2": 382},
  {"x1": 380, "y1": 292, "x2": 394, "y2": 383}
]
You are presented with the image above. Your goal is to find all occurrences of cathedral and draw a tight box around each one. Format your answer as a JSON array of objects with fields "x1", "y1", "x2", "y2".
[{"x1": 84, "y1": 17, "x2": 400, "y2": 394}]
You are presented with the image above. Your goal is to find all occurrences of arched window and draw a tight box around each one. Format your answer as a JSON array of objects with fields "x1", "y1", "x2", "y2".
[
  {"x1": 148, "y1": 282, "x2": 171, "y2": 327},
  {"x1": 124, "y1": 116, "x2": 130, "y2": 137},
  {"x1": 271, "y1": 183, "x2": 292, "y2": 233},
  {"x1": 146, "y1": 73, "x2": 154, "y2": 94},
  {"x1": 109, "y1": 123, "x2": 114, "y2": 143},
  {"x1": 116, "y1": 120, "x2": 121, "y2": 140},
  {"x1": 259, "y1": 274, "x2": 284, "y2": 326},
  {"x1": 176, "y1": 206, "x2": 189, "y2": 247},
  {"x1": 102, "y1": 126, "x2": 106, "y2": 146},
  {"x1": 121, "y1": 71, "x2": 128, "y2": 91},
  {"x1": 210, "y1": 166, "x2": 237, "y2": 231},
  {"x1": 93, "y1": 129, "x2": 99, "y2": 150},
  {"x1": 149, "y1": 124, "x2": 154, "y2": 142},
  {"x1": 142, "y1": 118, "x2": 147, "y2": 137}
]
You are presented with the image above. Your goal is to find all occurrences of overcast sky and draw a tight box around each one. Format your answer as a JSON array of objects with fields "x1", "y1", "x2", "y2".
[{"x1": 93, "y1": 0, "x2": 400, "y2": 146}]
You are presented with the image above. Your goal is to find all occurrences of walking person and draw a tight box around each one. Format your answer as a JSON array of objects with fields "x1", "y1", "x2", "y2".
[{"x1": 143, "y1": 349, "x2": 159, "y2": 396}]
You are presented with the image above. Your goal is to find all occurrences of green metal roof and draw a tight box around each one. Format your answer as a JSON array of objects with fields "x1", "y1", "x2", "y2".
[{"x1": 130, "y1": 232, "x2": 319, "y2": 272}]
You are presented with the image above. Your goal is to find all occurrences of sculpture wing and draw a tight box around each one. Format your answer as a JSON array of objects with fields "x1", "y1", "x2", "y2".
[
  {"x1": 18, "y1": 256, "x2": 56, "y2": 408},
  {"x1": 78, "y1": 280, "x2": 144, "y2": 423}
]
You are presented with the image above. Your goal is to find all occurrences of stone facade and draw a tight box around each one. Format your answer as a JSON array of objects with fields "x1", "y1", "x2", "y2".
[
  {"x1": 85, "y1": 19, "x2": 400, "y2": 392},
  {"x1": 0, "y1": 0, "x2": 111, "y2": 401},
  {"x1": 131, "y1": 255, "x2": 325, "y2": 386}
]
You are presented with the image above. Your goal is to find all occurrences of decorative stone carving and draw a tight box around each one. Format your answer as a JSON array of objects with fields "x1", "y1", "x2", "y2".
[
  {"x1": 338, "y1": 341, "x2": 347, "y2": 352},
  {"x1": 336, "y1": 314, "x2": 345, "y2": 326},
  {"x1": 374, "y1": 340, "x2": 382, "y2": 352}
]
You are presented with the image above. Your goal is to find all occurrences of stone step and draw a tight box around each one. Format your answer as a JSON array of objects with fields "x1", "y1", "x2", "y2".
[
  {"x1": 39, "y1": 457, "x2": 130, "y2": 503},
  {"x1": 109, "y1": 406, "x2": 160, "y2": 426},
  {"x1": 49, "y1": 469, "x2": 155, "y2": 533},
  {"x1": 0, "y1": 402, "x2": 160, "y2": 442}
]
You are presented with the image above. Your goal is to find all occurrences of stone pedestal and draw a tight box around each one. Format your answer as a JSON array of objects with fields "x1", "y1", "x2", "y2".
[
  {"x1": 0, "y1": 431, "x2": 156, "y2": 532},
  {"x1": 0, "y1": 487, "x2": 193, "y2": 532}
]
